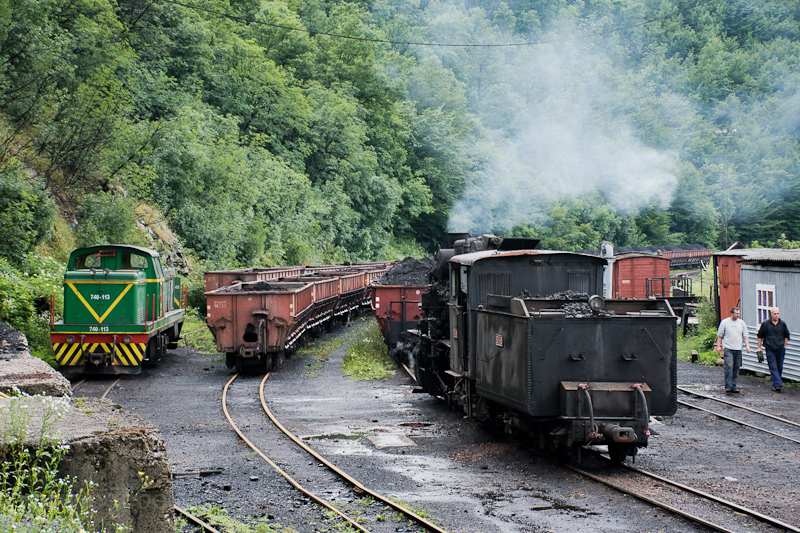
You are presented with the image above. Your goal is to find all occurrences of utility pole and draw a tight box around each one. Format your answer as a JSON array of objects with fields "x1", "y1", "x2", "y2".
[{"x1": 715, "y1": 128, "x2": 737, "y2": 249}]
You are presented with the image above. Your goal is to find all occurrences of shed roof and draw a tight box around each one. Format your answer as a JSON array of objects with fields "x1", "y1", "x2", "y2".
[
  {"x1": 614, "y1": 252, "x2": 669, "y2": 260},
  {"x1": 712, "y1": 248, "x2": 800, "y2": 262},
  {"x1": 451, "y1": 249, "x2": 606, "y2": 267}
]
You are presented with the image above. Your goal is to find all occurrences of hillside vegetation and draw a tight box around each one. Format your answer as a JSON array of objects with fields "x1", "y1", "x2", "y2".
[{"x1": 2, "y1": 0, "x2": 800, "y2": 352}]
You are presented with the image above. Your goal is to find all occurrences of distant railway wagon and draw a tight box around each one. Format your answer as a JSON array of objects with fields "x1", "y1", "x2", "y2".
[
  {"x1": 370, "y1": 285, "x2": 426, "y2": 357},
  {"x1": 204, "y1": 266, "x2": 306, "y2": 293},
  {"x1": 203, "y1": 262, "x2": 393, "y2": 293},
  {"x1": 204, "y1": 264, "x2": 391, "y2": 372},
  {"x1": 50, "y1": 245, "x2": 186, "y2": 376}
]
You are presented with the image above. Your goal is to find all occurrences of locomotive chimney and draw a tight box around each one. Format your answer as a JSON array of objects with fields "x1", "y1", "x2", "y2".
[
  {"x1": 601, "y1": 241, "x2": 615, "y2": 299},
  {"x1": 447, "y1": 233, "x2": 470, "y2": 248}
]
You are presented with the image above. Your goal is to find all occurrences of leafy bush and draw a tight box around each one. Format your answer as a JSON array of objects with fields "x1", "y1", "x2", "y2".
[
  {"x1": 74, "y1": 192, "x2": 147, "y2": 248},
  {"x1": 36, "y1": 217, "x2": 77, "y2": 265},
  {"x1": 699, "y1": 327, "x2": 719, "y2": 350},
  {"x1": 0, "y1": 254, "x2": 65, "y2": 366},
  {"x1": 0, "y1": 161, "x2": 56, "y2": 264},
  {"x1": 695, "y1": 295, "x2": 718, "y2": 331}
]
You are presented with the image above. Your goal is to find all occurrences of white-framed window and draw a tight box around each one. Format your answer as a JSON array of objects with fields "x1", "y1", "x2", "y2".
[{"x1": 756, "y1": 284, "x2": 776, "y2": 324}]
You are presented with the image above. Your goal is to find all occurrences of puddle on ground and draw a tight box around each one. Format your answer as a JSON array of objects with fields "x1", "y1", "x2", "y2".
[
  {"x1": 304, "y1": 433, "x2": 363, "y2": 440},
  {"x1": 367, "y1": 434, "x2": 416, "y2": 448}
]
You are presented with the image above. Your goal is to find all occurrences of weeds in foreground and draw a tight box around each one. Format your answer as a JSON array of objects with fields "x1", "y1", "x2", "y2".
[{"x1": 0, "y1": 389, "x2": 128, "y2": 532}]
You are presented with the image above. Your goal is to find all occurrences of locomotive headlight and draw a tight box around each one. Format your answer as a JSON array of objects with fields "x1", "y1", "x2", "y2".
[
  {"x1": 66, "y1": 336, "x2": 74, "y2": 344},
  {"x1": 124, "y1": 336, "x2": 132, "y2": 344},
  {"x1": 588, "y1": 295, "x2": 605, "y2": 312}
]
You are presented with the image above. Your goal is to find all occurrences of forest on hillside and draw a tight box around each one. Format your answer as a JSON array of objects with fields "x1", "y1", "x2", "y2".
[{"x1": 2, "y1": 0, "x2": 800, "y2": 270}]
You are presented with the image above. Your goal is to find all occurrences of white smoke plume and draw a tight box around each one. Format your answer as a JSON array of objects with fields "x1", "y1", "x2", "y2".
[{"x1": 413, "y1": 3, "x2": 681, "y2": 234}]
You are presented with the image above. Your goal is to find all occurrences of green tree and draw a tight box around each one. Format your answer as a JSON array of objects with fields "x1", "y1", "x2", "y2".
[
  {"x1": 74, "y1": 192, "x2": 145, "y2": 248},
  {"x1": 0, "y1": 160, "x2": 55, "y2": 262}
]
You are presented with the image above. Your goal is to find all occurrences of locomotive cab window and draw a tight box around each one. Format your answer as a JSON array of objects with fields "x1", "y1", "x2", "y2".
[
  {"x1": 74, "y1": 253, "x2": 102, "y2": 269},
  {"x1": 122, "y1": 252, "x2": 148, "y2": 270}
]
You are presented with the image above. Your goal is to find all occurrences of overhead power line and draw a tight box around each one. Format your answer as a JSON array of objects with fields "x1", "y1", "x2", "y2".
[{"x1": 160, "y1": 0, "x2": 718, "y2": 48}]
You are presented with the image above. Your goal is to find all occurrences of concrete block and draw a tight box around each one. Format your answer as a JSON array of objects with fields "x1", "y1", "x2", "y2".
[{"x1": 0, "y1": 321, "x2": 71, "y2": 396}]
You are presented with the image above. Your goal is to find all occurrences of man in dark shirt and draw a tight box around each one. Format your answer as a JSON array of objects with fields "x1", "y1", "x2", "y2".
[{"x1": 757, "y1": 307, "x2": 791, "y2": 392}]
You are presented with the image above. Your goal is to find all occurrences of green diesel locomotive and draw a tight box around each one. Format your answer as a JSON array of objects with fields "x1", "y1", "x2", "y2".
[{"x1": 50, "y1": 245, "x2": 185, "y2": 376}]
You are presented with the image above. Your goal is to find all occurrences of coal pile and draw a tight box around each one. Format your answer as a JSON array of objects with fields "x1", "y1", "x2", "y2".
[
  {"x1": 522, "y1": 291, "x2": 616, "y2": 317},
  {"x1": 216, "y1": 281, "x2": 294, "y2": 293},
  {"x1": 375, "y1": 257, "x2": 435, "y2": 286},
  {"x1": 539, "y1": 290, "x2": 590, "y2": 300},
  {"x1": 559, "y1": 302, "x2": 615, "y2": 318}
]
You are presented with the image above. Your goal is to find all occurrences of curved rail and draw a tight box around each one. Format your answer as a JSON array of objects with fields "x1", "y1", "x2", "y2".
[
  {"x1": 70, "y1": 377, "x2": 120, "y2": 400},
  {"x1": 174, "y1": 505, "x2": 221, "y2": 533},
  {"x1": 100, "y1": 377, "x2": 121, "y2": 400},
  {"x1": 258, "y1": 373, "x2": 448, "y2": 533},
  {"x1": 221, "y1": 374, "x2": 371, "y2": 533}
]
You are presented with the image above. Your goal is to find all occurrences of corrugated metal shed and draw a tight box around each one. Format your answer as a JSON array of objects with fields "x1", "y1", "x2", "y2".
[
  {"x1": 612, "y1": 253, "x2": 670, "y2": 299},
  {"x1": 715, "y1": 248, "x2": 800, "y2": 263},
  {"x1": 735, "y1": 262, "x2": 800, "y2": 381}
]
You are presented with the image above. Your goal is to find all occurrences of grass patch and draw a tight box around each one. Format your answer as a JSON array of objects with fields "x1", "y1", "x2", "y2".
[
  {"x1": 181, "y1": 309, "x2": 218, "y2": 354},
  {"x1": 341, "y1": 320, "x2": 395, "y2": 381},
  {"x1": 296, "y1": 334, "x2": 346, "y2": 363},
  {"x1": 297, "y1": 333, "x2": 347, "y2": 378},
  {"x1": 177, "y1": 505, "x2": 300, "y2": 532}
]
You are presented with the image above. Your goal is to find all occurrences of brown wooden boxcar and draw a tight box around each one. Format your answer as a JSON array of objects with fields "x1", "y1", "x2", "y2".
[{"x1": 613, "y1": 253, "x2": 671, "y2": 299}]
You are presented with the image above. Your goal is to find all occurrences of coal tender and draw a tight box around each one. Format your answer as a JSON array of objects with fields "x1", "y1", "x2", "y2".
[{"x1": 406, "y1": 234, "x2": 677, "y2": 462}]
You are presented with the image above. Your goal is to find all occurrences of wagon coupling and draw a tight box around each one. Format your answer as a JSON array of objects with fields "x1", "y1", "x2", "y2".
[{"x1": 599, "y1": 423, "x2": 636, "y2": 444}]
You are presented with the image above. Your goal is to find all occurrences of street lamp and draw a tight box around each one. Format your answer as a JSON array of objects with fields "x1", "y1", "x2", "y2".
[{"x1": 715, "y1": 128, "x2": 737, "y2": 249}]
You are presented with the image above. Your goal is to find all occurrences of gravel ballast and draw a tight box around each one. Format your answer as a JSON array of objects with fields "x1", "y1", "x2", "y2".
[{"x1": 104, "y1": 320, "x2": 800, "y2": 532}]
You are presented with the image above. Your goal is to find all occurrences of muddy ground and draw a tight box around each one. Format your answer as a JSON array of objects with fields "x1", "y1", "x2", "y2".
[{"x1": 103, "y1": 318, "x2": 800, "y2": 533}]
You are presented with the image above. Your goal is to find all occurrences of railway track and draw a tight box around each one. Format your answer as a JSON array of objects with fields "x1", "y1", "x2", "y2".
[
  {"x1": 557, "y1": 385, "x2": 800, "y2": 532},
  {"x1": 568, "y1": 455, "x2": 799, "y2": 532},
  {"x1": 174, "y1": 506, "x2": 221, "y2": 533},
  {"x1": 70, "y1": 376, "x2": 122, "y2": 400},
  {"x1": 221, "y1": 373, "x2": 449, "y2": 533},
  {"x1": 677, "y1": 386, "x2": 800, "y2": 445}
]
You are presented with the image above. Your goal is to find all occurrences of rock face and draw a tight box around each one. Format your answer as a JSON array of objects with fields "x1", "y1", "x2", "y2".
[
  {"x1": 0, "y1": 321, "x2": 71, "y2": 396},
  {"x1": 55, "y1": 399, "x2": 175, "y2": 532}
]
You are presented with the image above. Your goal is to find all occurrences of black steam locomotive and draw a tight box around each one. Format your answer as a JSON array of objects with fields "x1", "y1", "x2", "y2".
[{"x1": 390, "y1": 234, "x2": 677, "y2": 462}]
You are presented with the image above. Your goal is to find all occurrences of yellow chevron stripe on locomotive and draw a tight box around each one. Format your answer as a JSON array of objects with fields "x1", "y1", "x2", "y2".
[{"x1": 53, "y1": 342, "x2": 146, "y2": 367}]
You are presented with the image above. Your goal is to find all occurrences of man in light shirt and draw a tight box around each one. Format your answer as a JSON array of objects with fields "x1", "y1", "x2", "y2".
[{"x1": 715, "y1": 307, "x2": 750, "y2": 394}]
